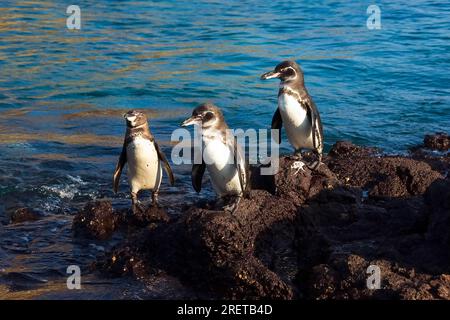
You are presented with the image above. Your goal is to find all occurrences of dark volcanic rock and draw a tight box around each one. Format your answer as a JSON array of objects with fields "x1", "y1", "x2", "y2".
[
  {"x1": 273, "y1": 157, "x2": 339, "y2": 206},
  {"x1": 327, "y1": 142, "x2": 443, "y2": 198},
  {"x1": 409, "y1": 134, "x2": 450, "y2": 176},
  {"x1": 425, "y1": 178, "x2": 450, "y2": 249},
  {"x1": 424, "y1": 133, "x2": 450, "y2": 151},
  {"x1": 298, "y1": 141, "x2": 450, "y2": 300},
  {"x1": 145, "y1": 191, "x2": 298, "y2": 299},
  {"x1": 73, "y1": 201, "x2": 118, "y2": 240},
  {"x1": 328, "y1": 140, "x2": 379, "y2": 158},
  {"x1": 96, "y1": 137, "x2": 450, "y2": 300},
  {"x1": 9, "y1": 208, "x2": 41, "y2": 224},
  {"x1": 304, "y1": 255, "x2": 450, "y2": 300},
  {"x1": 73, "y1": 202, "x2": 171, "y2": 240},
  {"x1": 100, "y1": 238, "x2": 149, "y2": 279},
  {"x1": 127, "y1": 206, "x2": 171, "y2": 227}
]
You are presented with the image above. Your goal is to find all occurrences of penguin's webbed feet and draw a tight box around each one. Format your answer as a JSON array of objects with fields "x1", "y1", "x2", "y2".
[
  {"x1": 306, "y1": 151, "x2": 323, "y2": 171},
  {"x1": 151, "y1": 191, "x2": 160, "y2": 208},
  {"x1": 219, "y1": 195, "x2": 242, "y2": 215},
  {"x1": 306, "y1": 160, "x2": 322, "y2": 171},
  {"x1": 289, "y1": 149, "x2": 303, "y2": 161},
  {"x1": 131, "y1": 192, "x2": 145, "y2": 214},
  {"x1": 131, "y1": 201, "x2": 145, "y2": 215},
  {"x1": 290, "y1": 150, "x2": 322, "y2": 171}
]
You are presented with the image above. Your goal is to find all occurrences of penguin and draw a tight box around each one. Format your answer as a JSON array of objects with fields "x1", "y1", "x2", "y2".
[
  {"x1": 113, "y1": 110, "x2": 174, "y2": 210},
  {"x1": 181, "y1": 103, "x2": 247, "y2": 212},
  {"x1": 261, "y1": 60, "x2": 324, "y2": 169}
]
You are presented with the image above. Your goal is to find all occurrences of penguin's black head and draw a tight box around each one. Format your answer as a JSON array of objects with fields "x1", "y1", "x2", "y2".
[
  {"x1": 261, "y1": 60, "x2": 303, "y2": 83},
  {"x1": 181, "y1": 103, "x2": 225, "y2": 129},
  {"x1": 124, "y1": 110, "x2": 147, "y2": 128}
]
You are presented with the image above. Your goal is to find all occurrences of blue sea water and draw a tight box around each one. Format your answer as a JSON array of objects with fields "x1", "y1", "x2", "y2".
[{"x1": 0, "y1": 0, "x2": 449, "y2": 213}]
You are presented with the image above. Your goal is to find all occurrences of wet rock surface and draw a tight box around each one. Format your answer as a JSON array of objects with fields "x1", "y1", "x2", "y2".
[
  {"x1": 9, "y1": 208, "x2": 41, "y2": 224},
  {"x1": 73, "y1": 201, "x2": 119, "y2": 240},
  {"x1": 72, "y1": 202, "x2": 171, "y2": 240},
  {"x1": 424, "y1": 132, "x2": 450, "y2": 151},
  {"x1": 327, "y1": 142, "x2": 443, "y2": 198},
  {"x1": 74, "y1": 133, "x2": 450, "y2": 300}
]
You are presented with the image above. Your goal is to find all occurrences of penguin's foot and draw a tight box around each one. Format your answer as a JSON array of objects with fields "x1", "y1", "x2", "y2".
[
  {"x1": 151, "y1": 202, "x2": 160, "y2": 208},
  {"x1": 289, "y1": 153, "x2": 303, "y2": 161},
  {"x1": 131, "y1": 201, "x2": 145, "y2": 215},
  {"x1": 306, "y1": 160, "x2": 322, "y2": 170},
  {"x1": 218, "y1": 195, "x2": 242, "y2": 214},
  {"x1": 151, "y1": 192, "x2": 160, "y2": 208},
  {"x1": 306, "y1": 152, "x2": 323, "y2": 170},
  {"x1": 291, "y1": 160, "x2": 306, "y2": 175}
]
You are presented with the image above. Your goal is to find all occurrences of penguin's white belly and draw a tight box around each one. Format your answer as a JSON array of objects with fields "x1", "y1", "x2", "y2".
[
  {"x1": 278, "y1": 93, "x2": 314, "y2": 150},
  {"x1": 126, "y1": 137, "x2": 162, "y2": 193},
  {"x1": 203, "y1": 140, "x2": 243, "y2": 197}
]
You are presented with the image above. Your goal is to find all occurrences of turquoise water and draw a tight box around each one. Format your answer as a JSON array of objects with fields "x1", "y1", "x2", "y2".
[{"x1": 1, "y1": 0, "x2": 450, "y2": 213}]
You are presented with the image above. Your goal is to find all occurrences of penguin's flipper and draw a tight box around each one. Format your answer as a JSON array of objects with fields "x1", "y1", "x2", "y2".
[
  {"x1": 192, "y1": 160, "x2": 206, "y2": 193},
  {"x1": 154, "y1": 141, "x2": 175, "y2": 186},
  {"x1": 233, "y1": 136, "x2": 247, "y2": 196},
  {"x1": 271, "y1": 108, "x2": 283, "y2": 144},
  {"x1": 305, "y1": 100, "x2": 323, "y2": 153},
  {"x1": 313, "y1": 112, "x2": 324, "y2": 155},
  {"x1": 113, "y1": 145, "x2": 127, "y2": 193}
]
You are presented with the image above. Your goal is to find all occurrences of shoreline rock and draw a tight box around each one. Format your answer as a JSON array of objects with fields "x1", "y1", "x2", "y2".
[
  {"x1": 74, "y1": 133, "x2": 450, "y2": 299},
  {"x1": 9, "y1": 208, "x2": 42, "y2": 224},
  {"x1": 424, "y1": 132, "x2": 450, "y2": 151}
]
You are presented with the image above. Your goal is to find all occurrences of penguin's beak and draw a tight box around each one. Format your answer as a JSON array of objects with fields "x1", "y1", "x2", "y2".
[
  {"x1": 181, "y1": 115, "x2": 202, "y2": 127},
  {"x1": 260, "y1": 70, "x2": 280, "y2": 80}
]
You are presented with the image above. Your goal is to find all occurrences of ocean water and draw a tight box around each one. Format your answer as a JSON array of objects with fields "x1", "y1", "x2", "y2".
[{"x1": 0, "y1": 0, "x2": 449, "y2": 298}]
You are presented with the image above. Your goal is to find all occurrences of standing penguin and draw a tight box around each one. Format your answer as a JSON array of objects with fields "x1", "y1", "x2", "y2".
[
  {"x1": 113, "y1": 110, "x2": 174, "y2": 210},
  {"x1": 181, "y1": 103, "x2": 247, "y2": 212},
  {"x1": 261, "y1": 60, "x2": 324, "y2": 169}
]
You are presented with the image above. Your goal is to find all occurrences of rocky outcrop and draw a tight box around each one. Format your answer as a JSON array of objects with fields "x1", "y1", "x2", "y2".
[
  {"x1": 9, "y1": 208, "x2": 41, "y2": 224},
  {"x1": 74, "y1": 133, "x2": 450, "y2": 300},
  {"x1": 424, "y1": 132, "x2": 450, "y2": 151}
]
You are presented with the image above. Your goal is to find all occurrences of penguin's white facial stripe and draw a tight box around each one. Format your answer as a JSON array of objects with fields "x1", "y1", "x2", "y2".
[
  {"x1": 281, "y1": 67, "x2": 297, "y2": 81},
  {"x1": 126, "y1": 115, "x2": 137, "y2": 122},
  {"x1": 125, "y1": 115, "x2": 138, "y2": 126},
  {"x1": 124, "y1": 111, "x2": 148, "y2": 128},
  {"x1": 202, "y1": 111, "x2": 217, "y2": 127},
  {"x1": 281, "y1": 66, "x2": 296, "y2": 73}
]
